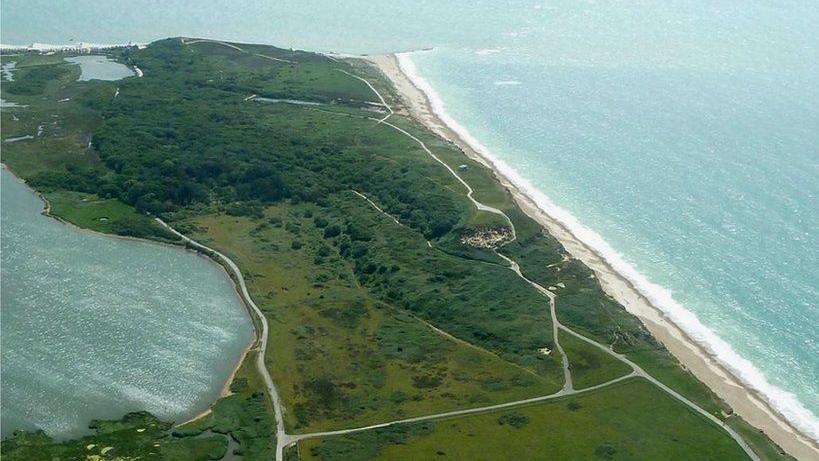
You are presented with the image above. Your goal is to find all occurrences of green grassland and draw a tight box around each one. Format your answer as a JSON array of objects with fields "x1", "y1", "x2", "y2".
[
  {"x1": 298, "y1": 379, "x2": 748, "y2": 461},
  {"x1": 185, "y1": 200, "x2": 561, "y2": 433},
  {"x1": 0, "y1": 38, "x2": 794, "y2": 461}
]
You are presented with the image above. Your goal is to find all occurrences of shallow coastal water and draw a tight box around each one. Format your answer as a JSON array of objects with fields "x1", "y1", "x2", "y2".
[
  {"x1": 65, "y1": 55, "x2": 134, "y2": 81},
  {"x1": 0, "y1": 169, "x2": 253, "y2": 438},
  {"x1": 2, "y1": 0, "x2": 817, "y2": 442}
]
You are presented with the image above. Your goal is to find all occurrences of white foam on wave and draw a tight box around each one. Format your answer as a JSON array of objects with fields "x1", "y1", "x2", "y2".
[
  {"x1": 476, "y1": 48, "x2": 502, "y2": 55},
  {"x1": 494, "y1": 80, "x2": 522, "y2": 86},
  {"x1": 395, "y1": 51, "x2": 819, "y2": 443}
]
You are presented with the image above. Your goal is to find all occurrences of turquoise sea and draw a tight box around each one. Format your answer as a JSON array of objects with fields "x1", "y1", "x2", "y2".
[{"x1": 2, "y1": 0, "x2": 817, "y2": 441}]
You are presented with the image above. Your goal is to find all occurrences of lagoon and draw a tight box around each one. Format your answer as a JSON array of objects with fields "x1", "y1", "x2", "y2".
[{"x1": 0, "y1": 169, "x2": 253, "y2": 438}]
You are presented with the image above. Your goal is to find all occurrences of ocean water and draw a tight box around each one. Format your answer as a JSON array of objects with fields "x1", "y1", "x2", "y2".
[
  {"x1": 2, "y1": 0, "x2": 817, "y2": 441},
  {"x1": 0, "y1": 170, "x2": 253, "y2": 438}
]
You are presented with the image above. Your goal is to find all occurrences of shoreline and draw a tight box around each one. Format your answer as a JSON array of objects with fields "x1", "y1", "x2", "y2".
[
  {"x1": 175, "y1": 336, "x2": 257, "y2": 428},
  {"x1": 364, "y1": 53, "x2": 819, "y2": 460},
  {"x1": 0, "y1": 164, "x2": 256, "y2": 437}
]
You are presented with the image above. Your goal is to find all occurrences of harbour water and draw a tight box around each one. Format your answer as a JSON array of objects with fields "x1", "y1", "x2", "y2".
[
  {"x1": 2, "y1": 0, "x2": 817, "y2": 441},
  {"x1": 0, "y1": 170, "x2": 253, "y2": 438}
]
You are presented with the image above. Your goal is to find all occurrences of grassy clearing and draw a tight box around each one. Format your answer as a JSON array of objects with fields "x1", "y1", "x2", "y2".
[
  {"x1": 45, "y1": 190, "x2": 178, "y2": 240},
  {"x1": 298, "y1": 379, "x2": 750, "y2": 461},
  {"x1": 727, "y1": 417, "x2": 797, "y2": 461},
  {"x1": 183, "y1": 39, "x2": 377, "y2": 103},
  {"x1": 624, "y1": 349, "x2": 727, "y2": 417},
  {"x1": 559, "y1": 331, "x2": 632, "y2": 389}
]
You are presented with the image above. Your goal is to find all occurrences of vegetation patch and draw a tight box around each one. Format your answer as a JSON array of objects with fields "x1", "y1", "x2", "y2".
[
  {"x1": 176, "y1": 351, "x2": 277, "y2": 460},
  {"x1": 306, "y1": 422, "x2": 435, "y2": 461},
  {"x1": 559, "y1": 331, "x2": 632, "y2": 389},
  {"x1": 0, "y1": 412, "x2": 227, "y2": 461},
  {"x1": 45, "y1": 190, "x2": 179, "y2": 241},
  {"x1": 5, "y1": 62, "x2": 71, "y2": 95},
  {"x1": 497, "y1": 412, "x2": 530, "y2": 428}
]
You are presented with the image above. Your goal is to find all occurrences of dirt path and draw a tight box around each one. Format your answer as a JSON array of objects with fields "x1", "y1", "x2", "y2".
[
  {"x1": 378, "y1": 119, "x2": 517, "y2": 242},
  {"x1": 337, "y1": 69, "x2": 393, "y2": 123},
  {"x1": 183, "y1": 37, "x2": 294, "y2": 63},
  {"x1": 286, "y1": 373, "x2": 636, "y2": 445},
  {"x1": 495, "y1": 252, "x2": 573, "y2": 392}
]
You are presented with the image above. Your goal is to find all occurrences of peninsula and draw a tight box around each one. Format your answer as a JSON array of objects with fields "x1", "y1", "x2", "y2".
[{"x1": 0, "y1": 38, "x2": 810, "y2": 461}]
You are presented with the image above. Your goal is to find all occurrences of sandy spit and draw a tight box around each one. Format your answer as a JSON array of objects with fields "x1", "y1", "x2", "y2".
[{"x1": 363, "y1": 53, "x2": 819, "y2": 461}]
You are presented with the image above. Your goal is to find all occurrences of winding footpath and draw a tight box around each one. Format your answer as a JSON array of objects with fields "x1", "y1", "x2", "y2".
[{"x1": 378, "y1": 119, "x2": 517, "y2": 241}]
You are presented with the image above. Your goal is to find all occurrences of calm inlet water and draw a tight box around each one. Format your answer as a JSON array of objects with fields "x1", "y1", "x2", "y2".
[
  {"x1": 0, "y1": 170, "x2": 253, "y2": 438},
  {"x1": 65, "y1": 55, "x2": 134, "y2": 81},
  {"x1": 2, "y1": 0, "x2": 817, "y2": 441}
]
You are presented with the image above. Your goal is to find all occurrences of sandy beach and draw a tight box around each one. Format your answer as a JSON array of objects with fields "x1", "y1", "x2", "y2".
[{"x1": 365, "y1": 53, "x2": 819, "y2": 461}]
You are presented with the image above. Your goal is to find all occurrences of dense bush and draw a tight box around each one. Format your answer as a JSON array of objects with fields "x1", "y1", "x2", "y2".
[{"x1": 15, "y1": 40, "x2": 455, "y2": 239}]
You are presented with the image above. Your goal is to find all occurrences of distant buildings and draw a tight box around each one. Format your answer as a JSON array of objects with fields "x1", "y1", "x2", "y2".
[{"x1": 0, "y1": 42, "x2": 138, "y2": 56}]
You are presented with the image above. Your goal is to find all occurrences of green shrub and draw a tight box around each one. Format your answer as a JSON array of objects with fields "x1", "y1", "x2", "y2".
[{"x1": 497, "y1": 412, "x2": 530, "y2": 429}]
